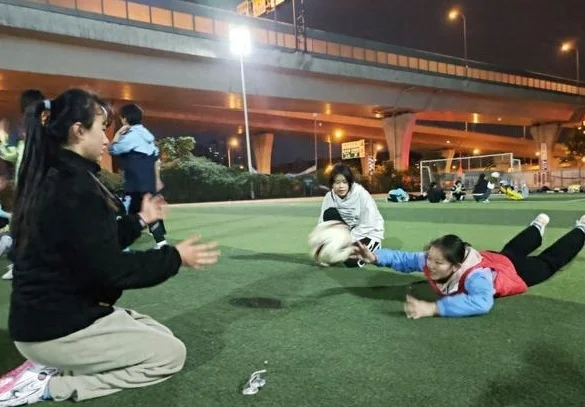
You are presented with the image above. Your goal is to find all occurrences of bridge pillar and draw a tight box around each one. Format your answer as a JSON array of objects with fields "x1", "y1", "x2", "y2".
[
  {"x1": 441, "y1": 149, "x2": 456, "y2": 173},
  {"x1": 382, "y1": 113, "x2": 416, "y2": 171},
  {"x1": 530, "y1": 124, "x2": 561, "y2": 170},
  {"x1": 253, "y1": 132, "x2": 274, "y2": 174}
]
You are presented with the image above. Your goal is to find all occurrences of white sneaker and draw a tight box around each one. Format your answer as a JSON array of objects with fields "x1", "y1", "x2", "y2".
[
  {"x1": 154, "y1": 240, "x2": 168, "y2": 249},
  {"x1": 1, "y1": 264, "x2": 13, "y2": 281},
  {"x1": 0, "y1": 361, "x2": 40, "y2": 392},
  {"x1": 0, "y1": 364, "x2": 58, "y2": 406},
  {"x1": 575, "y1": 215, "x2": 585, "y2": 233},
  {"x1": 532, "y1": 213, "x2": 550, "y2": 227},
  {"x1": 531, "y1": 213, "x2": 550, "y2": 236}
]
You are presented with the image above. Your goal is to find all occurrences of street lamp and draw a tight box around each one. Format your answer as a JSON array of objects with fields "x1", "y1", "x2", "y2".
[
  {"x1": 328, "y1": 129, "x2": 344, "y2": 165},
  {"x1": 227, "y1": 137, "x2": 239, "y2": 168},
  {"x1": 326, "y1": 135, "x2": 332, "y2": 166},
  {"x1": 561, "y1": 41, "x2": 580, "y2": 85},
  {"x1": 374, "y1": 143, "x2": 383, "y2": 161},
  {"x1": 448, "y1": 7, "x2": 468, "y2": 76},
  {"x1": 230, "y1": 25, "x2": 254, "y2": 199},
  {"x1": 312, "y1": 113, "x2": 318, "y2": 171}
]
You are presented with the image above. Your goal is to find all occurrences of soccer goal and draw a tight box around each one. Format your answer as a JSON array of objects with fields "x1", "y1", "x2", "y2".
[{"x1": 419, "y1": 152, "x2": 522, "y2": 193}]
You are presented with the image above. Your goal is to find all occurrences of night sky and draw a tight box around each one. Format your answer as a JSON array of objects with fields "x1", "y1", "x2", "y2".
[
  {"x1": 161, "y1": 0, "x2": 585, "y2": 166},
  {"x1": 194, "y1": 0, "x2": 585, "y2": 79}
]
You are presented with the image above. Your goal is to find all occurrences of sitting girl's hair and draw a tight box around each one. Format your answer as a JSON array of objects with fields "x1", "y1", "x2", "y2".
[
  {"x1": 328, "y1": 164, "x2": 354, "y2": 188},
  {"x1": 425, "y1": 234, "x2": 469, "y2": 265}
]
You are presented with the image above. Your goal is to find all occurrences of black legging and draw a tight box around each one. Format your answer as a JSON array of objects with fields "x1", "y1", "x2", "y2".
[{"x1": 499, "y1": 225, "x2": 585, "y2": 286}]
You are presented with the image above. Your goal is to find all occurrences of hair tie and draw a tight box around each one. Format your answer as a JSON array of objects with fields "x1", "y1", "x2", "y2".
[
  {"x1": 43, "y1": 99, "x2": 51, "y2": 110},
  {"x1": 100, "y1": 105, "x2": 108, "y2": 123}
]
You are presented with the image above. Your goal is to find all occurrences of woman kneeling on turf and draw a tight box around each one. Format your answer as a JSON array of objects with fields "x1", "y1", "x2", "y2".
[
  {"x1": 352, "y1": 213, "x2": 585, "y2": 319},
  {"x1": 318, "y1": 164, "x2": 384, "y2": 268},
  {"x1": 0, "y1": 89, "x2": 220, "y2": 406}
]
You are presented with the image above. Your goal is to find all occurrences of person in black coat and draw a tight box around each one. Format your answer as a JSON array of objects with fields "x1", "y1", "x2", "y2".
[
  {"x1": 0, "y1": 89, "x2": 220, "y2": 406},
  {"x1": 472, "y1": 173, "x2": 492, "y2": 202}
]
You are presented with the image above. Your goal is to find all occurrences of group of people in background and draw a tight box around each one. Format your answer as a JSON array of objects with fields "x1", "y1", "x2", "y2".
[{"x1": 386, "y1": 172, "x2": 523, "y2": 204}]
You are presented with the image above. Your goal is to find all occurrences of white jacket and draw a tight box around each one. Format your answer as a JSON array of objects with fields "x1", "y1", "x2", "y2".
[{"x1": 319, "y1": 183, "x2": 385, "y2": 242}]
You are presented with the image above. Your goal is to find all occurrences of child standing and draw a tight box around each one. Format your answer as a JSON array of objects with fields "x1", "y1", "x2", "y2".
[{"x1": 109, "y1": 104, "x2": 167, "y2": 248}]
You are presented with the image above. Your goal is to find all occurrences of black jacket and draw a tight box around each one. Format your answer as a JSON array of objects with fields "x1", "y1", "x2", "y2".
[
  {"x1": 9, "y1": 149, "x2": 182, "y2": 342},
  {"x1": 473, "y1": 176, "x2": 489, "y2": 194}
]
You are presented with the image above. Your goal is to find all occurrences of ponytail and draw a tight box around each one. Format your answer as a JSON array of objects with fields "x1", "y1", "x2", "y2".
[{"x1": 11, "y1": 100, "x2": 57, "y2": 254}]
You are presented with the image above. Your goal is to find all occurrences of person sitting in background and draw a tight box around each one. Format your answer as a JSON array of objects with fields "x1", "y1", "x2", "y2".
[
  {"x1": 387, "y1": 185, "x2": 409, "y2": 202},
  {"x1": 450, "y1": 180, "x2": 466, "y2": 201},
  {"x1": 472, "y1": 173, "x2": 492, "y2": 203},
  {"x1": 427, "y1": 182, "x2": 447, "y2": 203}
]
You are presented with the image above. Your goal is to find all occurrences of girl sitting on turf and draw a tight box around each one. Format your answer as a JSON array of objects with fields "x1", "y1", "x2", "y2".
[
  {"x1": 318, "y1": 163, "x2": 384, "y2": 267},
  {"x1": 352, "y1": 213, "x2": 585, "y2": 319},
  {"x1": 0, "y1": 89, "x2": 220, "y2": 406}
]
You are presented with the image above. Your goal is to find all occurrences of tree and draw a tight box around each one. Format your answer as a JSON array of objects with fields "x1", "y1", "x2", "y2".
[
  {"x1": 563, "y1": 127, "x2": 585, "y2": 163},
  {"x1": 561, "y1": 127, "x2": 585, "y2": 184},
  {"x1": 157, "y1": 136, "x2": 196, "y2": 162}
]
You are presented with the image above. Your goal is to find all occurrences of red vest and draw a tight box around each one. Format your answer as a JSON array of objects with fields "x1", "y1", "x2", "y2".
[{"x1": 423, "y1": 251, "x2": 528, "y2": 298}]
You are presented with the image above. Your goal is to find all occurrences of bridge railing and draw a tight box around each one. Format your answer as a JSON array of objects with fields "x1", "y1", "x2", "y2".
[{"x1": 9, "y1": 0, "x2": 585, "y2": 98}]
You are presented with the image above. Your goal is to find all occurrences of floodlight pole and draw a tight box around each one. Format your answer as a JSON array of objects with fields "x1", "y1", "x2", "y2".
[{"x1": 239, "y1": 53, "x2": 255, "y2": 200}]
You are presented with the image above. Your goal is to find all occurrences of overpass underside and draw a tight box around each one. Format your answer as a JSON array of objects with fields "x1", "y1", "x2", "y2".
[{"x1": 0, "y1": 68, "x2": 555, "y2": 174}]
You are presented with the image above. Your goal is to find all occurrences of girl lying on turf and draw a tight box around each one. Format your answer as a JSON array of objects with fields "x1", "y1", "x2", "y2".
[
  {"x1": 0, "y1": 89, "x2": 220, "y2": 406},
  {"x1": 352, "y1": 213, "x2": 585, "y2": 319},
  {"x1": 318, "y1": 164, "x2": 384, "y2": 268}
]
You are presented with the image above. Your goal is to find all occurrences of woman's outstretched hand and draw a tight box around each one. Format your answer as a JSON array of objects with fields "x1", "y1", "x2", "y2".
[
  {"x1": 404, "y1": 295, "x2": 438, "y2": 319},
  {"x1": 175, "y1": 236, "x2": 220, "y2": 270},
  {"x1": 349, "y1": 242, "x2": 377, "y2": 264}
]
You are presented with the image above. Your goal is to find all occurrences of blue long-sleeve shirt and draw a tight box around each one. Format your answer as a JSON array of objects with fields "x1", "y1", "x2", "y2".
[
  {"x1": 375, "y1": 249, "x2": 495, "y2": 317},
  {"x1": 108, "y1": 125, "x2": 159, "y2": 193},
  {"x1": 109, "y1": 124, "x2": 158, "y2": 157},
  {"x1": 388, "y1": 188, "x2": 409, "y2": 202}
]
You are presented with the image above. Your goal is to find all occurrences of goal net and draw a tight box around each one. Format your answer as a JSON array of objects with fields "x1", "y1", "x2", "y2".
[{"x1": 419, "y1": 153, "x2": 522, "y2": 193}]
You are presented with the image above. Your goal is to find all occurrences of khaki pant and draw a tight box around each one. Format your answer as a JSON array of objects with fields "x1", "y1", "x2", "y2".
[{"x1": 15, "y1": 308, "x2": 186, "y2": 402}]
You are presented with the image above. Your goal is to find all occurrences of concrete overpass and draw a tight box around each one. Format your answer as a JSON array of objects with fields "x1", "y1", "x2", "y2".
[{"x1": 1, "y1": 0, "x2": 583, "y2": 172}]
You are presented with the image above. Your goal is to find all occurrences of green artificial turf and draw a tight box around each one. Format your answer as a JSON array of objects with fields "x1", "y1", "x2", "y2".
[{"x1": 2, "y1": 194, "x2": 585, "y2": 406}]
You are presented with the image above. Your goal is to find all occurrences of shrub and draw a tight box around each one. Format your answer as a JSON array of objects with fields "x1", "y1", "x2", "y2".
[
  {"x1": 161, "y1": 157, "x2": 305, "y2": 203},
  {"x1": 361, "y1": 161, "x2": 420, "y2": 193},
  {"x1": 98, "y1": 170, "x2": 124, "y2": 193}
]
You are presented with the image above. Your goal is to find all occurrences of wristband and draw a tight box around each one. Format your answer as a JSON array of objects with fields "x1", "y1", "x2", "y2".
[{"x1": 137, "y1": 214, "x2": 148, "y2": 229}]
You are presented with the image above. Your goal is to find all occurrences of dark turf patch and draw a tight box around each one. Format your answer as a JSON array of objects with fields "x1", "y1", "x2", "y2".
[{"x1": 229, "y1": 297, "x2": 284, "y2": 309}]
